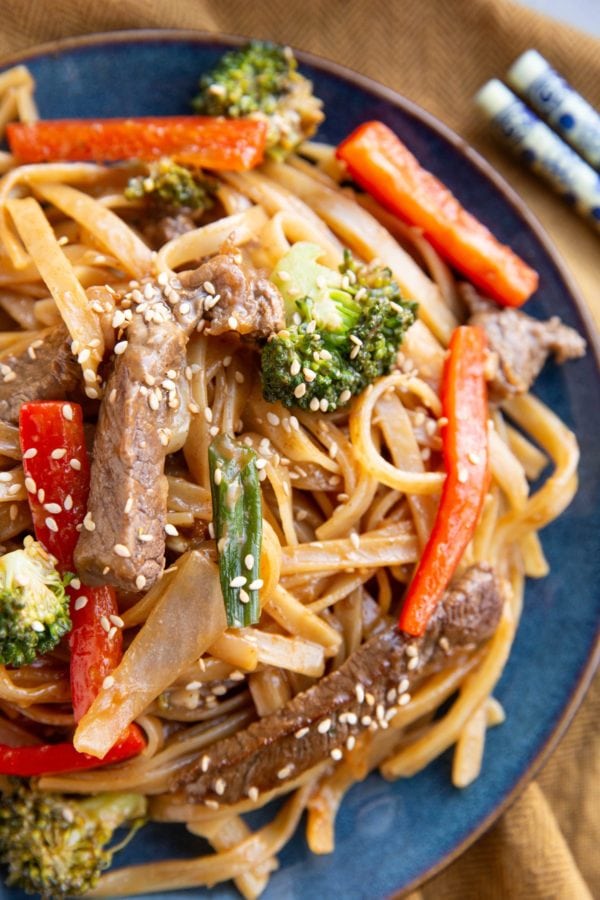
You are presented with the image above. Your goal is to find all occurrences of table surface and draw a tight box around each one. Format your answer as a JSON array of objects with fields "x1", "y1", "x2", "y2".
[{"x1": 520, "y1": 0, "x2": 600, "y2": 36}]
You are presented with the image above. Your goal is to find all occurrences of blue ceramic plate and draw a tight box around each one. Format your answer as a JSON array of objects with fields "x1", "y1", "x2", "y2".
[{"x1": 1, "y1": 31, "x2": 599, "y2": 900}]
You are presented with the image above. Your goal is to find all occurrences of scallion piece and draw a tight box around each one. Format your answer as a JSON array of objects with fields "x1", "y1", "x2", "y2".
[{"x1": 208, "y1": 433, "x2": 263, "y2": 627}]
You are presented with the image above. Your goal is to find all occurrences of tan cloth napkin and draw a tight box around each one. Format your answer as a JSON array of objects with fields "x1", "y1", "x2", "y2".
[{"x1": 0, "y1": 1, "x2": 598, "y2": 897}]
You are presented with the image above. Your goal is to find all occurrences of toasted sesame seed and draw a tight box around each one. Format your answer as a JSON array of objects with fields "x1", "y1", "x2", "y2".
[
  {"x1": 214, "y1": 468, "x2": 222, "y2": 486},
  {"x1": 234, "y1": 371, "x2": 245, "y2": 384},
  {"x1": 386, "y1": 688, "x2": 397, "y2": 704},
  {"x1": 244, "y1": 554, "x2": 254, "y2": 570},
  {"x1": 247, "y1": 786, "x2": 259, "y2": 802},
  {"x1": 398, "y1": 692, "x2": 411, "y2": 706},
  {"x1": 70, "y1": 459, "x2": 82, "y2": 471},
  {"x1": 227, "y1": 316, "x2": 238, "y2": 330},
  {"x1": 277, "y1": 764, "x2": 294, "y2": 779},
  {"x1": 50, "y1": 448, "x2": 67, "y2": 460},
  {"x1": 346, "y1": 735, "x2": 356, "y2": 751},
  {"x1": 376, "y1": 703, "x2": 386, "y2": 721},
  {"x1": 439, "y1": 636, "x2": 450, "y2": 653},
  {"x1": 214, "y1": 778, "x2": 226, "y2": 796},
  {"x1": 255, "y1": 458, "x2": 267, "y2": 470},
  {"x1": 7, "y1": 483, "x2": 19, "y2": 496},
  {"x1": 330, "y1": 748, "x2": 343, "y2": 761},
  {"x1": 43, "y1": 502, "x2": 62, "y2": 514},
  {"x1": 317, "y1": 718, "x2": 332, "y2": 734},
  {"x1": 113, "y1": 543, "x2": 131, "y2": 558},
  {"x1": 468, "y1": 451, "x2": 481, "y2": 465},
  {"x1": 138, "y1": 533, "x2": 153, "y2": 543},
  {"x1": 239, "y1": 588, "x2": 250, "y2": 604},
  {"x1": 100, "y1": 615, "x2": 111, "y2": 632},
  {"x1": 339, "y1": 389, "x2": 352, "y2": 404},
  {"x1": 83, "y1": 512, "x2": 96, "y2": 532},
  {"x1": 248, "y1": 579, "x2": 263, "y2": 591},
  {"x1": 0, "y1": 473, "x2": 11, "y2": 483},
  {"x1": 108, "y1": 626, "x2": 118, "y2": 640},
  {"x1": 457, "y1": 466, "x2": 469, "y2": 483},
  {"x1": 398, "y1": 677, "x2": 410, "y2": 693},
  {"x1": 294, "y1": 383, "x2": 306, "y2": 398},
  {"x1": 309, "y1": 397, "x2": 320, "y2": 412},
  {"x1": 365, "y1": 692, "x2": 375, "y2": 707},
  {"x1": 71, "y1": 578, "x2": 81, "y2": 589},
  {"x1": 109, "y1": 614, "x2": 124, "y2": 628},
  {"x1": 165, "y1": 523, "x2": 178, "y2": 537},
  {"x1": 205, "y1": 799, "x2": 220, "y2": 810},
  {"x1": 200, "y1": 754, "x2": 211, "y2": 772},
  {"x1": 64, "y1": 494, "x2": 73, "y2": 511},
  {"x1": 355, "y1": 683, "x2": 365, "y2": 703},
  {"x1": 135, "y1": 574, "x2": 147, "y2": 591},
  {"x1": 267, "y1": 412, "x2": 280, "y2": 426},
  {"x1": 23, "y1": 447, "x2": 37, "y2": 459},
  {"x1": 74, "y1": 595, "x2": 88, "y2": 611},
  {"x1": 102, "y1": 565, "x2": 110, "y2": 575},
  {"x1": 102, "y1": 675, "x2": 115, "y2": 689},
  {"x1": 408, "y1": 656, "x2": 419, "y2": 670},
  {"x1": 31, "y1": 620, "x2": 44, "y2": 633},
  {"x1": 295, "y1": 726, "x2": 309, "y2": 739},
  {"x1": 319, "y1": 398, "x2": 329, "y2": 412},
  {"x1": 37, "y1": 488, "x2": 45, "y2": 503},
  {"x1": 290, "y1": 359, "x2": 301, "y2": 376},
  {"x1": 303, "y1": 367, "x2": 316, "y2": 383},
  {"x1": 406, "y1": 645, "x2": 418, "y2": 657},
  {"x1": 230, "y1": 575, "x2": 247, "y2": 588},
  {"x1": 203, "y1": 280, "x2": 216, "y2": 295},
  {"x1": 361, "y1": 715, "x2": 372, "y2": 726},
  {"x1": 45, "y1": 516, "x2": 58, "y2": 532},
  {"x1": 124, "y1": 497, "x2": 133, "y2": 515}
]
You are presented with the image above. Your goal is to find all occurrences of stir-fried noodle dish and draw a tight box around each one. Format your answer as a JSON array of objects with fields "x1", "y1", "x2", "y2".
[{"x1": 0, "y1": 42, "x2": 586, "y2": 898}]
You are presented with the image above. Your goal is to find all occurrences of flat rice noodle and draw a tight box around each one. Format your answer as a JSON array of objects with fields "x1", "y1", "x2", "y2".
[{"x1": 74, "y1": 552, "x2": 227, "y2": 758}]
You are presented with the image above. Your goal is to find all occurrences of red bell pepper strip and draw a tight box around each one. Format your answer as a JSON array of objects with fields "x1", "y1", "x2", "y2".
[
  {"x1": 6, "y1": 116, "x2": 267, "y2": 170},
  {"x1": 336, "y1": 121, "x2": 539, "y2": 307},
  {"x1": 398, "y1": 325, "x2": 490, "y2": 636},
  {"x1": 0, "y1": 725, "x2": 146, "y2": 777},
  {"x1": 19, "y1": 401, "x2": 125, "y2": 722},
  {"x1": 16, "y1": 401, "x2": 145, "y2": 772}
]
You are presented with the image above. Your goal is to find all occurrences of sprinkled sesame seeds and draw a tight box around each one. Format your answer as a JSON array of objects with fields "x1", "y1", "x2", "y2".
[
  {"x1": 23, "y1": 447, "x2": 37, "y2": 459},
  {"x1": 102, "y1": 675, "x2": 115, "y2": 689},
  {"x1": 124, "y1": 497, "x2": 133, "y2": 515},
  {"x1": 45, "y1": 516, "x2": 58, "y2": 532},
  {"x1": 330, "y1": 748, "x2": 343, "y2": 761},
  {"x1": 31, "y1": 620, "x2": 44, "y2": 633},
  {"x1": 303, "y1": 367, "x2": 316, "y2": 382},
  {"x1": 113, "y1": 543, "x2": 131, "y2": 558},
  {"x1": 248, "y1": 579, "x2": 263, "y2": 591},
  {"x1": 355, "y1": 683, "x2": 365, "y2": 703},
  {"x1": 244, "y1": 554, "x2": 254, "y2": 570},
  {"x1": 214, "y1": 468, "x2": 222, "y2": 486},
  {"x1": 229, "y1": 575, "x2": 247, "y2": 588},
  {"x1": 203, "y1": 280, "x2": 215, "y2": 295},
  {"x1": 37, "y1": 488, "x2": 45, "y2": 503},
  {"x1": 70, "y1": 459, "x2": 82, "y2": 471},
  {"x1": 406, "y1": 645, "x2": 418, "y2": 657},
  {"x1": 50, "y1": 448, "x2": 67, "y2": 460},
  {"x1": 83, "y1": 512, "x2": 96, "y2": 532},
  {"x1": 346, "y1": 735, "x2": 356, "y2": 751},
  {"x1": 267, "y1": 412, "x2": 280, "y2": 426},
  {"x1": 407, "y1": 657, "x2": 419, "y2": 671},
  {"x1": 339, "y1": 389, "x2": 352, "y2": 404},
  {"x1": 317, "y1": 718, "x2": 332, "y2": 734},
  {"x1": 255, "y1": 458, "x2": 267, "y2": 470},
  {"x1": 247, "y1": 786, "x2": 259, "y2": 802},
  {"x1": 43, "y1": 502, "x2": 62, "y2": 514},
  {"x1": 294, "y1": 383, "x2": 307, "y2": 399},
  {"x1": 290, "y1": 359, "x2": 301, "y2": 376},
  {"x1": 239, "y1": 589, "x2": 250, "y2": 604},
  {"x1": 110, "y1": 615, "x2": 124, "y2": 628},
  {"x1": 295, "y1": 727, "x2": 309, "y2": 739},
  {"x1": 398, "y1": 692, "x2": 411, "y2": 706},
  {"x1": 457, "y1": 466, "x2": 469, "y2": 483},
  {"x1": 74, "y1": 595, "x2": 88, "y2": 611},
  {"x1": 227, "y1": 316, "x2": 238, "y2": 330},
  {"x1": 398, "y1": 677, "x2": 410, "y2": 693},
  {"x1": 100, "y1": 616, "x2": 111, "y2": 633},
  {"x1": 277, "y1": 764, "x2": 294, "y2": 780},
  {"x1": 309, "y1": 397, "x2": 320, "y2": 412},
  {"x1": 200, "y1": 754, "x2": 211, "y2": 772},
  {"x1": 135, "y1": 574, "x2": 147, "y2": 591},
  {"x1": 365, "y1": 692, "x2": 376, "y2": 707},
  {"x1": 24, "y1": 477, "x2": 36, "y2": 493},
  {"x1": 165, "y1": 523, "x2": 179, "y2": 537},
  {"x1": 213, "y1": 778, "x2": 226, "y2": 796},
  {"x1": 205, "y1": 799, "x2": 219, "y2": 810}
]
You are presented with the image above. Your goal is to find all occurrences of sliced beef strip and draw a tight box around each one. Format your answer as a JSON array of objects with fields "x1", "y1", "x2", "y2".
[
  {"x1": 74, "y1": 314, "x2": 187, "y2": 590},
  {"x1": 462, "y1": 286, "x2": 585, "y2": 403},
  {"x1": 75, "y1": 254, "x2": 284, "y2": 591},
  {"x1": 0, "y1": 324, "x2": 81, "y2": 424},
  {"x1": 177, "y1": 253, "x2": 285, "y2": 340},
  {"x1": 173, "y1": 563, "x2": 503, "y2": 806}
]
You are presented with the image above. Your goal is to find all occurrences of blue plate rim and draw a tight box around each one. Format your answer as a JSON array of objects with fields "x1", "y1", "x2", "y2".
[{"x1": 0, "y1": 28, "x2": 599, "y2": 898}]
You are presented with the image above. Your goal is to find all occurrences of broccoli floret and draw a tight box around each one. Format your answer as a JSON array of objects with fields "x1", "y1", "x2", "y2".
[
  {"x1": 192, "y1": 41, "x2": 324, "y2": 160},
  {"x1": 0, "y1": 781, "x2": 147, "y2": 898},
  {"x1": 0, "y1": 537, "x2": 71, "y2": 668},
  {"x1": 125, "y1": 158, "x2": 215, "y2": 210},
  {"x1": 261, "y1": 244, "x2": 417, "y2": 411}
]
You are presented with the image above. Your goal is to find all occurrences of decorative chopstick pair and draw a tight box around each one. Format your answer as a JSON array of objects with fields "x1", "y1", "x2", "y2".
[{"x1": 476, "y1": 50, "x2": 600, "y2": 231}]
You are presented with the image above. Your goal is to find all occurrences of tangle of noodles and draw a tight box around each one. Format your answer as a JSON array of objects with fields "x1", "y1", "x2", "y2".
[{"x1": 0, "y1": 65, "x2": 582, "y2": 899}]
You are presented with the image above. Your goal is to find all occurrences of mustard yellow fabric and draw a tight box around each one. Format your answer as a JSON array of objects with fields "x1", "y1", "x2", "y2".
[{"x1": 0, "y1": 2, "x2": 598, "y2": 897}]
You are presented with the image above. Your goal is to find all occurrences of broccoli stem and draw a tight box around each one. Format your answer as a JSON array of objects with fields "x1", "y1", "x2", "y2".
[{"x1": 208, "y1": 434, "x2": 263, "y2": 628}]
